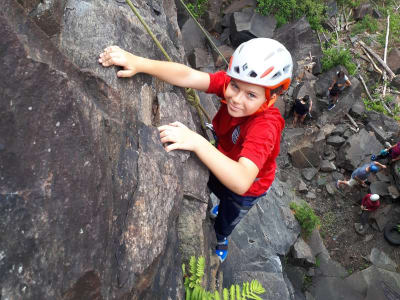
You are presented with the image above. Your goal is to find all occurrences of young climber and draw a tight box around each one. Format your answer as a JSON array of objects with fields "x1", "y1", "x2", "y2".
[
  {"x1": 336, "y1": 161, "x2": 386, "y2": 189},
  {"x1": 371, "y1": 141, "x2": 400, "y2": 164},
  {"x1": 292, "y1": 95, "x2": 312, "y2": 127},
  {"x1": 327, "y1": 71, "x2": 351, "y2": 110},
  {"x1": 98, "y1": 38, "x2": 292, "y2": 263},
  {"x1": 355, "y1": 194, "x2": 380, "y2": 234}
]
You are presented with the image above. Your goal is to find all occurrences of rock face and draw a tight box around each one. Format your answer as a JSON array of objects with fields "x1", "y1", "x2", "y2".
[{"x1": 0, "y1": 1, "x2": 209, "y2": 299}]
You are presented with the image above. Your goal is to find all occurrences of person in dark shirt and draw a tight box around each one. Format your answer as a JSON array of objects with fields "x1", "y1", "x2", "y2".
[
  {"x1": 327, "y1": 71, "x2": 351, "y2": 110},
  {"x1": 371, "y1": 141, "x2": 400, "y2": 164},
  {"x1": 292, "y1": 95, "x2": 312, "y2": 127}
]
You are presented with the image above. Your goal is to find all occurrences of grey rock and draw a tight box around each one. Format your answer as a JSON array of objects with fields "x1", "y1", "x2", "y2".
[
  {"x1": 325, "y1": 183, "x2": 335, "y2": 195},
  {"x1": 369, "y1": 248, "x2": 398, "y2": 272},
  {"x1": 320, "y1": 160, "x2": 336, "y2": 172},
  {"x1": 188, "y1": 47, "x2": 213, "y2": 69},
  {"x1": 387, "y1": 48, "x2": 400, "y2": 75},
  {"x1": 291, "y1": 238, "x2": 316, "y2": 266},
  {"x1": 326, "y1": 1, "x2": 338, "y2": 17},
  {"x1": 344, "y1": 265, "x2": 400, "y2": 296},
  {"x1": 274, "y1": 17, "x2": 322, "y2": 64},
  {"x1": 327, "y1": 135, "x2": 346, "y2": 147},
  {"x1": 302, "y1": 168, "x2": 319, "y2": 181},
  {"x1": 369, "y1": 181, "x2": 390, "y2": 196},
  {"x1": 223, "y1": 0, "x2": 257, "y2": 14},
  {"x1": 388, "y1": 185, "x2": 400, "y2": 199},
  {"x1": 372, "y1": 8, "x2": 382, "y2": 19},
  {"x1": 181, "y1": 18, "x2": 207, "y2": 56},
  {"x1": 310, "y1": 276, "x2": 364, "y2": 300},
  {"x1": 367, "y1": 121, "x2": 393, "y2": 144},
  {"x1": 376, "y1": 172, "x2": 392, "y2": 182},
  {"x1": 229, "y1": 9, "x2": 276, "y2": 47},
  {"x1": 336, "y1": 128, "x2": 383, "y2": 171},
  {"x1": 342, "y1": 128, "x2": 353, "y2": 139},
  {"x1": 299, "y1": 180, "x2": 308, "y2": 193},
  {"x1": 314, "y1": 253, "x2": 347, "y2": 278},
  {"x1": 331, "y1": 171, "x2": 344, "y2": 181},
  {"x1": 371, "y1": 205, "x2": 392, "y2": 232},
  {"x1": 307, "y1": 229, "x2": 329, "y2": 257},
  {"x1": 391, "y1": 75, "x2": 400, "y2": 90},
  {"x1": 331, "y1": 124, "x2": 349, "y2": 136},
  {"x1": 306, "y1": 192, "x2": 317, "y2": 199},
  {"x1": 285, "y1": 265, "x2": 306, "y2": 290},
  {"x1": 353, "y1": 3, "x2": 373, "y2": 20}
]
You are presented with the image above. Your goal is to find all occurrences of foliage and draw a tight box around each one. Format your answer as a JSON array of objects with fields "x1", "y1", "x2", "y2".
[
  {"x1": 321, "y1": 46, "x2": 357, "y2": 75},
  {"x1": 290, "y1": 201, "x2": 320, "y2": 237},
  {"x1": 185, "y1": 0, "x2": 208, "y2": 18},
  {"x1": 183, "y1": 256, "x2": 266, "y2": 299},
  {"x1": 351, "y1": 15, "x2": 379, "y2": 36},
  {"x1": 397, "y1": 224, "x2": 400, "y2": 233},
  {"x1": 255, "y1": 0, "x2": 326, "y2": 30},
  {"x1": 363, "y1": 97, "x2": 400, "y2": 121}
]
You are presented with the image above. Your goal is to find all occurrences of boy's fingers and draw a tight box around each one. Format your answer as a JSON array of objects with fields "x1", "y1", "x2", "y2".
[
  {"x1": 117, "y1": 70, "x2": 134, "y2": 77},
  {"x1": 165, "y1": 143, "x2": 180, "y2": 152}
]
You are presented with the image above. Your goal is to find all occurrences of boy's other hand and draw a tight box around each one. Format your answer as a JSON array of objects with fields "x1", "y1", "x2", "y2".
[
  {"x1": 158, "y1": 122, "x2": 199, "y2": 152},
  {"x1": 98, "y1": 46, "x2": 139, "y2": 77}
]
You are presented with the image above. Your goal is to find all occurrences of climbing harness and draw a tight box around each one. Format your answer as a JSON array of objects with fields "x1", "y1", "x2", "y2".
[{"x1": 124, "y1": 0, "x2": 212, "y2": 134}]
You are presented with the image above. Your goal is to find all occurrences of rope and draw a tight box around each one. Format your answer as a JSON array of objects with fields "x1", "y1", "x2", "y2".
[
  {"x1": 177, "y1": 0, "x2": 229, "y2": 67},
  {"x1": 124, "y1": 0, "x2": 212, "y2": 129}
]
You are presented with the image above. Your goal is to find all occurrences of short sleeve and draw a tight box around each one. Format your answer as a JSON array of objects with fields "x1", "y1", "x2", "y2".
[{"x1": 206, "y1": 71, "x2": 230, "y2": 98}]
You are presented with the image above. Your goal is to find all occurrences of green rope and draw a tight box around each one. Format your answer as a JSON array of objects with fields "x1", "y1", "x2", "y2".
[
  {"x1": 124, "y1": 0, "x2": 212, "y2": 129},
  {"x1": 177, "y1": 0, "x2": 229, "y2": 67}
]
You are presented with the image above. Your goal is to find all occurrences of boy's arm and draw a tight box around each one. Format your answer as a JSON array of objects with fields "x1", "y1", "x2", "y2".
[
  {"x1": 158, "y1": 122, "x2": 258, "y2": 195},
  {"x1": 99, "y1": 46, "x2": 210, "y2": 91}
]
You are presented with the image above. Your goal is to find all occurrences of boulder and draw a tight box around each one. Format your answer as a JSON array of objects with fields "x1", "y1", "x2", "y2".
[
  {"x1": 223, "y1": 0, "x2": 257, "y2": 14},
  {"x1": 336, "y1": 129, "x2": 383, "y2": 171},
  {"x1": 320, "y1": 160, "x2": 336, "y2": 172},
  {"x1": 188, "y1": 47, "x2": 214, "y2": 69},
  {"x1": 326, "y1": 135, "x2": 346, "y2": 147},
  {"x1": 274, "y1": 17, "x2": 322, "y2": 64},
  {"x1": 181, "y1": 18, "x2": 207, "y2": 57},
  {"x1": 387, "y1": 48, "x2": 400, "y2": 75},
  {"x1": 369, "y1": 248, "x2": 397, "y2": 272},
  {"x1": 302, "y1": 168, "x2": 319, "y2": 181},
  {"x1": 369, "y1": 181, "x2": 390, "y2": 196},
  {"x1": 229, "y1": 9, "x2": 276, "y2": 47},
  {"x1": 291, "y1": 238, "x2": 316, "y2": 266}
]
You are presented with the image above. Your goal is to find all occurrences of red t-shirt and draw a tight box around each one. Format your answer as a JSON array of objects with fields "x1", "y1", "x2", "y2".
[
  {"x1": 206, "y1": 71, "x2": 285, "y2": 196},
  {"x1": 391, "y1": 142, "x2": 400, "y2": 159},
  {"x1": 361, "y1": 194, "x2": 380, "y2": 211}
]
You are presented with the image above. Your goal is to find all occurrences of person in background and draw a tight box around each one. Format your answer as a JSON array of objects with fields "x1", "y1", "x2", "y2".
[
  {"x1": 355, "y1": 194, "x2": 380, "y2": 234},
  {"x1": 371, "y1": 141, "x2": 400, "y2": 164},
  {"x1": 336, "y1": 161, "x2": 386, "y2": 189},
  {"x1": 292, "y1": 95, "x2": 312, "y2": 127},
  {"x1": 327, "y1": 71, "x2": 351, "y2": 110}
]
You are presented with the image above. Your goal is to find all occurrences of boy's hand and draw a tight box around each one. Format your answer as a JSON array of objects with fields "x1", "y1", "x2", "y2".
[
  {"x1": 98, "y1": 46, "x2": 141, "y2": 77},
  {"x1": 158, "y1": 122, "x2": 199, "y2": 152}
]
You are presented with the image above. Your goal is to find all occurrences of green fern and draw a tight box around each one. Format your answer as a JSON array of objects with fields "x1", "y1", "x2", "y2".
[{"x1": 183, "y1": 256, "x2": 266, "y2": 300}]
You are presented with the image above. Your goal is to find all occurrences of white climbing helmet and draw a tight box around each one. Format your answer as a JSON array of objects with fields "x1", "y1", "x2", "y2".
[
  {"x1": 370, "y1": 194, "x2": 380, "y2": 201},
  {"x1": 227, "y1": 38, "x2": 293, "y2": 91}
]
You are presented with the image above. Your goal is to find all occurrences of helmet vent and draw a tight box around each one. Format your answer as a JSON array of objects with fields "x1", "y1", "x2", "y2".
[
  {"x1": 283, "y1": 65, "x2": 291, "y2": 74},
  {"x1": 234, "y1": 66, "x2": 240, "y2": 74},
  {"x1": 271, "y1": 72, "x2": 281, "y2": 80},
  {"x1": 249, "y1": 71, "x2": 258, "y2": 78}
]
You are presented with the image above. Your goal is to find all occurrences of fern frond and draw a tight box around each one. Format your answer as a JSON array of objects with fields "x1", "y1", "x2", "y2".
[
  {"x1": 196, "y1": 257, "x2": 205, "y2": 280},
  {"x1": 186, "y1": 287, "x2": 192, "y2": 300},
  {"x1": 192, "y1": 285, "x2": 202, "y2": 300},
  {"x1": 230, "y1": 285, "x2": 235, "y2": 300},
  {"x1": 214, "y1": 291, "x2": 221, "y2": 300},
  {"x1": 223, "y1": 288, "x2": 229, "y2": 300},
  {"x1": 182, "y1": 263, "x2": 186, "y2": 276},
  {"x1": 189, "y1": 256, "x2": 197, "y2": 275},
  {"x1": 236, "y1": 284, "x2": 242, "y2": 300},
  {"x1": 250, "y1": 280, "x2": 265, "y2": 294}
]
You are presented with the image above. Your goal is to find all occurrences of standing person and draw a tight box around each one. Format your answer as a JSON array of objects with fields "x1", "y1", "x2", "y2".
[
  {"x1": 98, "y1": 38, "x2": 292, "y2": 262},
  {"x1": 327, "y1": 71, "x2": 352, "y2": 110},
  {"x1": 292, "y1": 95, "x2": 312, "y2": 127},
  {"x1": 371, "y1": 141, "x2": 400, "y2": 164},
  {"x1": 355, "y1": 194, "x2": 380, "y2": 234},
  {"x1": 336, "y1": 161, "x2": 386, "y2": 189}
]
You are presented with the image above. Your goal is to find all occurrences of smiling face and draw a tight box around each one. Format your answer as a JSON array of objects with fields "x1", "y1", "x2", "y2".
[{"x1": 224, "y1": 78, "x2": 267, "y2": 118}]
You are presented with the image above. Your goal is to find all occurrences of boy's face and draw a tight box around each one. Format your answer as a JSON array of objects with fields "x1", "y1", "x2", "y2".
[{"x1": 225, "y1": 78, "x2": 266, "y2": 118}]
